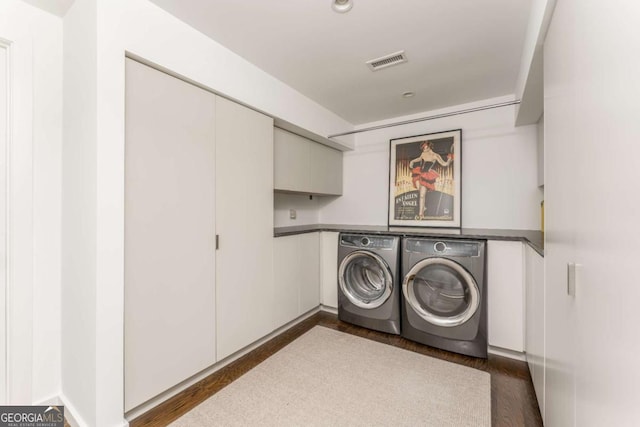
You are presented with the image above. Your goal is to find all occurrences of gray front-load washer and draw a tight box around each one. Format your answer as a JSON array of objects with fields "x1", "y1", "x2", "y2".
[
  {"x1": 338, "y1": 233, "x2": 401, "y2": 335},
  {"x1": 401, "y1": 238, "x2": 487, "y2": 358}
]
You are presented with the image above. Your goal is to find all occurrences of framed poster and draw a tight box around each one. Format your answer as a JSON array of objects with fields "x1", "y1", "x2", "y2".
[{"x1": 388, "y1": 129, "x2": 461, "y2": 228}]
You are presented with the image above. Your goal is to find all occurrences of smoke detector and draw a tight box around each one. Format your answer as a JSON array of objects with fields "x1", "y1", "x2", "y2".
[
  {"x1": 332, "y1": 0, "x2": 353, "y2": 13},
  {"x1": 366, "y1": 50, "x2": 408, "y2": 71}
]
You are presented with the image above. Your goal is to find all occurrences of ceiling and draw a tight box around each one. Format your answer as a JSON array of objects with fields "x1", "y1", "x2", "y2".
[
  {"x1": 21, "y1": 0, "x2": 74, "y2": 16},
  {"x1": 148, "y1": 0, "x2": 532, "y2": 125},
  {"x1": 28, "y1": 0, "x2": 532, "y2": 125}
]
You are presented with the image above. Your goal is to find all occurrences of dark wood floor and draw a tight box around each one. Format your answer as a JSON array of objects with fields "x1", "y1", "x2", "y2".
[{"x1": 131, "y1": 311, "x2": 542, "y2": 427}]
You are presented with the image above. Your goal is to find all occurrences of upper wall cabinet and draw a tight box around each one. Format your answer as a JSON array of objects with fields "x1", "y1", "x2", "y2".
[{"x1": 274, "y1": 128, "x2": 343, "y2": 196}]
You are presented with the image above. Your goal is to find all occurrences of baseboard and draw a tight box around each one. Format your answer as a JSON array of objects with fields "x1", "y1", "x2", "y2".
[
  {"x1": 488, "y1": 345, "x2": 527, "y2": 361},
  {"x1": 319, "y1": 305, "x2": 337, "y2": 315},
  {"x1": 125, "y1": 307, "x2": 321, "y2": 422},
  {"x1": 58, "y1": 393, "x2": 88, "y2": 427},
  {"x1": 34, "y1": 394, "x2": 62, "y2": 406},
  {"x1": 58, "y1": 393, "x2": 128, "y2": 427}
]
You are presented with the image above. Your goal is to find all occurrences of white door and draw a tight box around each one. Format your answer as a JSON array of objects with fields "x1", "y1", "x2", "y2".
[
  {"x1": 0, "y1": 45, "x2": 7, "y2": 405},
  {"x1": 298, "y1": 232, "x2": 320, "y2": 314},
  {"x1": 545, "y1": 1, "x2": 640, "y2": 425},
  {"x1": 544, "y1": 3, "x2": 577, "y2": 425},
  {"x1": 487, "y1": 240, "x2": 524, "y2": 351},
  {"x1": 124, "y1": 58, "x2": 217, "y2": 411},
  {"x1": 524, "y1": 246, "x2": 545, "y2": 421},
  {"x1": 215, "y1": 96, "x2": 274, "y2": 361},
  {"x1": 320, "y1": 232, "x2": 339, "y2": 308}
]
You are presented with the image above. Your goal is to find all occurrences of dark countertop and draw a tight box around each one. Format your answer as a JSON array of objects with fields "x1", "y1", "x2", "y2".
[{"x1": 274, "y1": 224, "x2": 544, "y2": 256}]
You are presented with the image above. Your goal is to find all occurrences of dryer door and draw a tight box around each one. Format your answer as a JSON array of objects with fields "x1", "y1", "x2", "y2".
[
  {"x1": 339, "y1": 250, "x2": 393, "y2": 309},
  {"x1": 402, "y1": 257, "x2": 479, "y2": 327}
]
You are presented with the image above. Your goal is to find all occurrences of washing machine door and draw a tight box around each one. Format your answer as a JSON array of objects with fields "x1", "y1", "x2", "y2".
[
  {"x1": 339, "y1": 250, "x2": 393, "y2": 309},
  {"x1": 402, "y1": 257, "x2": 479, "y2": 327}
]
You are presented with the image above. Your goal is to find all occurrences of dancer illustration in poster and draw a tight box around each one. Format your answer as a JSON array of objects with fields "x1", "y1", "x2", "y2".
[{"x1": 409, "y1": 141, "x2": 452, "y2": 219}]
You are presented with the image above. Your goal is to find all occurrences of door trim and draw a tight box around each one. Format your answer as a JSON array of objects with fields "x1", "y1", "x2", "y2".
[
  {"x1": 0, "y1": 32, "x2": 35, "y2": 404},
  {"x1": 0, "y1": 40, "x2": 8, "y2": 405}
]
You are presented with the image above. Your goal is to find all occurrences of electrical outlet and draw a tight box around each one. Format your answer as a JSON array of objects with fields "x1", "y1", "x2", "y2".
[{"x1": 289, "y1": 209, "x2": 297, "y2": 220}]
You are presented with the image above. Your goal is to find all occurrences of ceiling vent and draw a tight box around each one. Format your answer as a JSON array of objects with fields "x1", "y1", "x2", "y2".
[{"x1": 366, "y1": 50, "x2": 408, "y2": 71}]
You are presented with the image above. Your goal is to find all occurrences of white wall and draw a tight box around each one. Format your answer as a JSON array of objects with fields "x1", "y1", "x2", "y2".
[
  {"x1": 544, "y1": 0, "x2": 640, "y2": 425},
  {"x1": 536, "y1": 114, "x2": 544, "y2": 188},
  {"x1": 0, "y1": 0, "x2": 62, "y2": 406},
  {"x1": 30, "y1": 5, "x2": 63, "y2": 406},
  {"x1": 514, "y1": 0, "x2": 556, "y2": 126},
  {"x1": 274, "y1": 193, "x2": 321, "y2": 227},
  {"x1": 320, "y1": 96, "x2": 540, "y2": 230},
  {"x1": 61, "y1": 0, "x2": 97, "y2": 425}
]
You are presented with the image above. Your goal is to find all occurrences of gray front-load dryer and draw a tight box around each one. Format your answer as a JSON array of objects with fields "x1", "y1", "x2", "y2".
[
  {"x1": 338, "y1": 233, "x2": 401, "y2": 335},
  {"x1": 401, "y1": 238, "x2": 487, "y2": 358}
]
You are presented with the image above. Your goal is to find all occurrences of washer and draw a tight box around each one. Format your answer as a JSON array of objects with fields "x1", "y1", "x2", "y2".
[
  {"x1": 338, "y1": 233, "x2": 401, "y2": 335},
  {"x1": 401, "y1": 238, "x2": 487, "y2": 358}
]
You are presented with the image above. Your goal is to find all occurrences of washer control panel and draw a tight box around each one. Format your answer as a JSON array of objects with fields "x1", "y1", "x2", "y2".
[
  {"x1": 340, "y1": 234, "x2": 397, "y2": 250},
  {"x1": 434, "y1": 241, "x2": 447, "y2": 252}
]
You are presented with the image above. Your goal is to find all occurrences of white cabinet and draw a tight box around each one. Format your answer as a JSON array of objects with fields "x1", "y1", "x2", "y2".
[
  {"x1": 215, "y1": 97, "x2": 274, "y2": 361},
  {"x1": 308, "y1": 140, "x2": 343, "y2": 195},
  {"x1": 273, "y1": 233, "x2": 321, "y2": 329},
  {"x1": 273, "y1": 236, "x2": 302, "y2": 328},
  {"x1": 487, "y1": 240, "x2": 525, "y2": 352},
  {"x1": 273, "y1": 128, "x2": 310, "y2": 194},
  {"x1": 525, "y1": 245, "x2": 545, "y2": 421},
  {"x1": 274, "y1": 128, "x2": 343, "y2": 195},
  {"x1": 299, "y1": 233, "x2": 321, "y2": 313},
  {"x1": 124, "y1": 59, "x2": 217, "y2": 411},
  {"x1": 125, "y1": 59, "x2": 276, "y2": 409},
  {"x1": 320, "y1": 232, "x2": 339, "y2": 308}
]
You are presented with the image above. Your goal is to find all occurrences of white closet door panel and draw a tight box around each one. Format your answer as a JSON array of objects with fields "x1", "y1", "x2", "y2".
[
  {"x1": 525, "y1": 245, "x2": 545, "y2": 420},
  {"x1": 124, "y1": 59, "x2": 216, "y2": 411},
  {"x1": 273, "y1": 236, "x2": 300, "y2": 329},
  {"x1": 320, "y1": 232, "x2": 339, "y2": 308},
  {"x1": 298, "y1": 232, "x2": 320, "y2": 314},
  {"x1": 487, "y1": 240, "x2": 524, "y2": 352},
  {"x1": 0, "y1": 46, "x2": 7, "y2": 405},
  {"x1": 215, "y1": 96, "x2": 274, "y2": 361}
]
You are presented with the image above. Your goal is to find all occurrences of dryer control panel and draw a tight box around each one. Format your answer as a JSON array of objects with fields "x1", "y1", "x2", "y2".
[
  {"x1": 340, "y1": 234, "x2": 397, "y2": 250},
  {"x1": 404, "y1": 238, "x2": 484, "y2": 257}
]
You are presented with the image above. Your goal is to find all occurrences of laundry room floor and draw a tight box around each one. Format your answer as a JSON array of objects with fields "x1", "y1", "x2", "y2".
[{"x1": 131, "y1": 311, "x2": 542, "y2": 427}]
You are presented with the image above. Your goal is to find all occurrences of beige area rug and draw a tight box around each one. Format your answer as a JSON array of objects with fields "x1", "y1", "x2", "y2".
[{"x1": 170, "y1": 326, "x2": 490, "y2": 426}]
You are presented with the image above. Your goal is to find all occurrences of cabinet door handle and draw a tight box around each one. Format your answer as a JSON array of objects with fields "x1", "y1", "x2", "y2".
[
  {"x1": 567, "y1": 262, "x2": 580, "y2": 297},
  {"x1": 216, "y1": 234, "x2": 220, "y2": 250}
]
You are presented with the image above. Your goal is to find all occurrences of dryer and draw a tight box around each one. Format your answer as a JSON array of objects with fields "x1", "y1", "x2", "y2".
[
  {"x1": 338, "y1": 233, "x2": 401, "y2": 335},
  {"x1": 401, "y1": 238, "x2": 487, "y2": 358}
]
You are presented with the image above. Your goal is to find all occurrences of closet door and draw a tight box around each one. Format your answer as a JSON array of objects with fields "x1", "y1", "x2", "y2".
[
  {"x1": 0, "y1": 46, "x2": 7, "y2": 405},
  {"x1": 298, "y1": 232, "x2": 320, "y2": 314},
  {"x1": 124, "y1": 58, "x2": 216, "y2": 411},
  {"x1": 215, "y1": 97, "x2": 274, "y2": 361}
]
